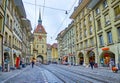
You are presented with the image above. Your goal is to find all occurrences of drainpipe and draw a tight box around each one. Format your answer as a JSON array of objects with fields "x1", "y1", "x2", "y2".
[
  {"x1": 92, "y1": 10, "x2": 99, "y2": 66},
  {"x1": 2, "y1": 0, "x2": 8, "y2": 72}
]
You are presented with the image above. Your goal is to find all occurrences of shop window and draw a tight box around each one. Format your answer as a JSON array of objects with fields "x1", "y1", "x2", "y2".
[
  {"x1": 117, "y1": 27, "x2": 120, "y2": 42},
  {"x1": 104, "y1": 14, "x2": 110, "y2": 26},
  {"x1": 89, "y1": 26, "x2": 92, "y2": 35},
  {"x1": 96, "y1": 8, "x2": 100, "y2": 15},
  {"x1": 84, "y1": 19, "x2": 86, "y2": 26},
  {"x1": 81, "y1": 42, "x2": 83, "y2": 49},
  {"x1": 114, "y1": 6, "x2": 120, "y2": 20},
  {"x1": 10, "y1": 19, "x2": 12, "y2": 29},
  {"x1": 88, "y1": 14, "x2": 92, "y2": 22},
  {"x1": 107, "y1": 31, "x2": 113, "y2": 44},
  {"x1": 99, "y1": 35, "x2": 104, "y2": 46},
  {"x1": 90, "y1": 38, "x2": 94, "y2": 46},
  {"x1": 84, "y1": 29, "x2": 87, "y2": 37},
  {"x1": 42, "y1": 50, "x2": 44, "y2": 53},
  {"x1": 6, "y1": 14, "x2": 9, "y2": 26},
  {"x1": 85, "y1": 40, "x2": 88, "y2": 48},
  {"x1": 97, "y1": 19, "x2": 102, "y2": 31},
  {"x1": 103, "y1": 0, "x2": 108, "y2": 8}
]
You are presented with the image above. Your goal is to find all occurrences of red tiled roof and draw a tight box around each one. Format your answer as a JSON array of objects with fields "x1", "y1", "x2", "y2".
[
  {"x1": 34, "y1": 24, "x2": 47, "y2": 34},
  {"x1": 47, "y1": 44, "x2": 51, "y2": 48},
  {"x1": 52, "y1": 43, "x2": 58, "y2": 48}
]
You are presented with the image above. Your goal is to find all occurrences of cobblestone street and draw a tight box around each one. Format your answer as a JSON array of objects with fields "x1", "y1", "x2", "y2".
[{"x1": 0, "y1": 64, "x2": 120, "y2": 83}]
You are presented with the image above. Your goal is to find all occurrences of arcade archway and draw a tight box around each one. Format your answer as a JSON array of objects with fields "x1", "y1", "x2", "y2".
[
  {"x1": 87, "y1": 51, "x2": 95, "y2": 63},
  {"x1": 13, "y1": 53, "x2": 17, "y2": 66},
  {"x1": 37, "y1": 55, "x2": 44, "y2": 63},
  {"x1": 4, "y1": 52, "x2": 10, "y2": 62},
  {"x1": 78, "y1": 52, "x2": 84, "y2": 65},
  {"x1": 100, "y1": 51, "x2": 115, "y2": 67}
]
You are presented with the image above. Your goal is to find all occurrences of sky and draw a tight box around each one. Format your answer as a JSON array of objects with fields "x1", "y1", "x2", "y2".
[{"x1": 22, "y1": 0, "x2": 79, "y2": 44}]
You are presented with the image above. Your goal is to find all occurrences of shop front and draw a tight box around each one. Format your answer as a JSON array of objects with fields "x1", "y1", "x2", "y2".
[
  {"x1": 100, "y1": 47, "x2": 115, "y2": 67},
  {"x1": 68, "y1": 53, "x2": 76, "y2": 65},
  {"x1": 78, "y1": 52, "x2": 84, "y2": 65},
  {"x1": 62, "y1": 55, "x2": 68, "y2": 65},
  {"x1": 4, "y1": 47, "x2": 11, "y2": 72}
]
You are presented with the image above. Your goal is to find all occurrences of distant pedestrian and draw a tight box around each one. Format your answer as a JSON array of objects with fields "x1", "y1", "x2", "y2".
[
  {"x1": 90, "y1": 60, "x2": 94, "y2": 69},
  {"x1": 31, "y1": 59, "x2": 35, "y2": 68}
]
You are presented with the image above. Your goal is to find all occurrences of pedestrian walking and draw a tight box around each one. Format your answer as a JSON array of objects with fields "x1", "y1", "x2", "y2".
[
  {"x1": 31, "y1": 58, "x2": 35, "y2": 68},
  {"x1": 90, "y1": 60, "x2": 94, "y2": 69}
]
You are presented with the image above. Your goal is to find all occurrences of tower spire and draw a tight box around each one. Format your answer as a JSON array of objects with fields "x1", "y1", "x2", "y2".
[{"x1": 38, "y1": 8, "x2": 42, "y2": 24}]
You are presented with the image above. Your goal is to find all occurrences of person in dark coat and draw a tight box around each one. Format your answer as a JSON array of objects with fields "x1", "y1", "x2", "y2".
[
  {"x1": 90, "y1": 60, "x2": 94, "y2": 69},
  {"x1": 31, "y1": 59, "x2": 35, "y2": 68}
]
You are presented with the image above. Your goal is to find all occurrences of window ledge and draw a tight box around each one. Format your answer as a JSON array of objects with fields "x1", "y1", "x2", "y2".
[{"x1": 105, "y1": 22, "x2": 111, "y2": 27}]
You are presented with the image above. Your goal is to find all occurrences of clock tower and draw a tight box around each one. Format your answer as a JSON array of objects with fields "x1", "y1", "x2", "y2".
[{"x1": 33, "y1": 10, "x2": 47, "y2": 63}]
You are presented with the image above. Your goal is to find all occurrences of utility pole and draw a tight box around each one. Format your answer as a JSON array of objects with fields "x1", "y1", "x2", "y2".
[{"x1": 2, "y1": 0, "x2": 8, "y2": 72}]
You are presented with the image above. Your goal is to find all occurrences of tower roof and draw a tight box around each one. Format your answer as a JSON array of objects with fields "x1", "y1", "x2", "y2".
[
  {"x1": 34, "y1": 9, "x2": 47, "y2": 34},
  {"x1": 34, "y1": 24, "x2": 47, "y2": 34},
  {"x1": 38, "y1": 8, "x2": 42, "y2": 25}
]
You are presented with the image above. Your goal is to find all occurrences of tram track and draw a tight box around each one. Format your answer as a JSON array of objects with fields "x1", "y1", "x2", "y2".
[
  {"x1": 54, "y1": 65, "x2": 119, "y2": 83},
  {"x1": 41, "y1": 65, "x2": 92, "y2": 83},
  {"x1": 41, "y1": 65, "x2": 109, "y2": 83}
]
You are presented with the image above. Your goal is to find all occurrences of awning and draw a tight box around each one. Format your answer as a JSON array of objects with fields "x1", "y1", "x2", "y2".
[
  {"x1": 100, "y1": 50, "x2": 114, "y2": 58},
  {"x1": 102, "y1": 47, "x2": 109, "y2": 51}
]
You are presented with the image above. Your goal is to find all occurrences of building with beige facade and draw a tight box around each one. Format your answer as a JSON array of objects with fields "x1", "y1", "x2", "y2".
[
  {"x1": 47, "y1": 44, "x2": 52, "y2": 63},
  {"x1": 57, "y1": 0, "x2": 120, "y2": 68},
  {"x1": 51, "y1": 43, "x2": 58, "y2": 63},
  {"x1": 56, "y1": 30, "x2": 65, "y2": 64},
  {"x1": 87, "y1": 0, "x2": 120, "y2": 67},
  {"x1": 56, "y1": 21, "x2": 76, "y2": 65},
  {"x1": 0, "y1": 0, "x2": 32, "y2": 71},
  {"x1": 70, "y1": 0, "x2": 97, "y2": 66},
  {"x1": 31, "y1": 11, "x2": 47, "y2": 64},
  {"x1": 71, "y1": 0, "x2": 120, "y2": 67}
]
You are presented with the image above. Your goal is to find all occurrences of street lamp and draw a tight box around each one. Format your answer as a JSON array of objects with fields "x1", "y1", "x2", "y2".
[{"x1": 2, "y1": 0, "x2": 8, "y2": 71}]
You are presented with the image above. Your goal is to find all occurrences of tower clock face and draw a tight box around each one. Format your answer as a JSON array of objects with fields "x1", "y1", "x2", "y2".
[{"x1": 39, "y1": 35, "x2": 42, "y2": 39}]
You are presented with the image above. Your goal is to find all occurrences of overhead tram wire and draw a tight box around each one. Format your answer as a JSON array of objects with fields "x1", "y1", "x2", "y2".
[
  {"x1": 34, "y1": 0, "x2": 37, "y2": 31},
  {"x1": 42, "y1": 0, "x2": 45, "y2": 20},
  {"x1": 23, "y1": 0, "x2": 78, "y2": 42},
  {"x1": 51, "y1": 0, "x2": 78, "y2": 39},
  {"x1": 23, "y1": 1, "x2": 70, "y2": 12}
]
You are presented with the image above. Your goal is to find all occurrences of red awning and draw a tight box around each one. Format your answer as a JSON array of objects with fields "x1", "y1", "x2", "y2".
[{"x1": 102, "y1": 47, "x2": 109, "y2": 51}]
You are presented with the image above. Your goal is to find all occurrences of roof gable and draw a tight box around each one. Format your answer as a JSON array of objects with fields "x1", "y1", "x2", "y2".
[{"x1": 34, "y1": 24, "x2": 47, "y2": 34}]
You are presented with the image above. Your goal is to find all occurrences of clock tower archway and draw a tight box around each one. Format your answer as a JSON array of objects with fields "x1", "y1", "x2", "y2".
[{"x1": 37, "y1": 55, "x2": 44, "y2": 63}]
